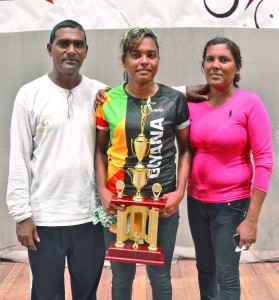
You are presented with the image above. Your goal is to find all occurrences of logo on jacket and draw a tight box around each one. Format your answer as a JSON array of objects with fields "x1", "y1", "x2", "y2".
[
  {"x1": 153, "y1": 105, "x2": 164, "y2": 113},
  {"x1": 38, "y1": 115, "x2": 55, "y2": 133}
]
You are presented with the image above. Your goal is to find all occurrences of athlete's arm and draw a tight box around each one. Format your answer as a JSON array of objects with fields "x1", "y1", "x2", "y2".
[{"x1": 95, "y1": 129, "x2": 124, "y2": 214}]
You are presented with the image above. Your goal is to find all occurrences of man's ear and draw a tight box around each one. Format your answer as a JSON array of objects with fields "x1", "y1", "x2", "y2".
[
  {"x1": 84, "y1": 45, "x2": 89, "y2": 58},
  {"x1": 47, "y1": 43, "x2": 52, "y2": 57}
]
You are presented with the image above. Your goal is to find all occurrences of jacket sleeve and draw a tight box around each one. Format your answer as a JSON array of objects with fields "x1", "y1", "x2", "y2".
[{"x1": 6, "y1": 89, "x2": 33, "y2": 223}]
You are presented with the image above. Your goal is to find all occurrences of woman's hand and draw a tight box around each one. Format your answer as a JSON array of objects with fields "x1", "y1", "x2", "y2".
[
  {"x1": 236, "y1": 189, "x2": 267, "y2": 250},
  {"x1": 159, "y1": 190, "x2": 184, "y2": 218},
  {"x1": 236, "y1": 217, "x2": 258, "y2": 250}
]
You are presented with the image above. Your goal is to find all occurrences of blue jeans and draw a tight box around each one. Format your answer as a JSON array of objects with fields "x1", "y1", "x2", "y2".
[
  {"x1": 187, "y1": 194, "x2": 250, "y2": 300},
  {"x1": 28, "y1": 222, "x2": 105, "y2": 300},
  {"x1": 104, "y1": 209, "x2": 180, "y2": 300}
]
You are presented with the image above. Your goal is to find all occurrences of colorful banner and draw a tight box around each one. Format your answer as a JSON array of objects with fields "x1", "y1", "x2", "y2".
[{"x1": 0, "y1": 0, "x2": 278, "y2": 32}]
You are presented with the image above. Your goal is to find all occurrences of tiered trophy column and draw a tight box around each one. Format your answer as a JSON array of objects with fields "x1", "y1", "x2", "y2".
[{"x1": 105, "y1": 96, "x2": 166, "y2": 266}]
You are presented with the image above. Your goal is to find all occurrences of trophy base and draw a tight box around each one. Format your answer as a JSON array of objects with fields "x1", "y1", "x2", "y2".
[
  {"x1": 105, "y1": 242, "x2": 164, "y2": 266},
  {"x1": 111, "y1": 195, "x2": 166, "y2": 209}
]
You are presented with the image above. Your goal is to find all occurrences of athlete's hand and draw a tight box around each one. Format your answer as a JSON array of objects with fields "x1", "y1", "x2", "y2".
[
  {"x1": 159, "y1": 190, "x2": 184, "y2": 218},
  {"x1": 98, "y1": 187, "x2": 125, "y2": 215}
]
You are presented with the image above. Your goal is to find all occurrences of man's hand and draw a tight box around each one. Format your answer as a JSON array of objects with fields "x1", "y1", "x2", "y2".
[
  {"x1": 16, "y1": 218, "x2": 40, "y2": 250},
  {"x1": 94, "y1": 86, "x2": 112, "y2": 107},
  {"x1": 186, "y1": 84, "x2": 209, "y2": 102}
]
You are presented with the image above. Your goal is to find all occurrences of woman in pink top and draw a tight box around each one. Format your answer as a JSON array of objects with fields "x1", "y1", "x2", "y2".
[{"x1": 187, "y1": 37, "x2": 273, "y2": 300}]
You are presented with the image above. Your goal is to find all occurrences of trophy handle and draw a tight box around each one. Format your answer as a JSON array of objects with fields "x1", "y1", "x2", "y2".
[
  {"x1": 145, "y1": 169, "x2": 152, "y2": 185},
  {"x1": 145, "y1": 141, "x2": 151, "y2": 158},
  {"x1": 127, "y1": 168, "x2": 134, "y2": 179},
  {"x1": 131, "y1": 139, "x2": 136, "y2": 156}
]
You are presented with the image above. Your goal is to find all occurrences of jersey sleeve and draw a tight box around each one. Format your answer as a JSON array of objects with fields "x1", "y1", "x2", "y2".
[
  {"x1": 96, "y1": 94, "x2": 109, "y2": 131},
  {"x1": 175, "y1": 92, "x2": 190, "y2": 130}
]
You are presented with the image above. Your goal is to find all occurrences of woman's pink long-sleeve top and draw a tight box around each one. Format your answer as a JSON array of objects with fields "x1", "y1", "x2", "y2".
[{"x1": 187, "y1": 89, "x2": 273, "y2": 203}]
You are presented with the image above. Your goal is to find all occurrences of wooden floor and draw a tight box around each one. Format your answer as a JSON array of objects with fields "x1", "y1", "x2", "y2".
[{"x1": 1, "y1": 258, "x2": 279, "y2": 299}]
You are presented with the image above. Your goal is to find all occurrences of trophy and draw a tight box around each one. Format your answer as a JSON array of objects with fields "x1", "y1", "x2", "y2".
[{"x1": 105, "y1": 96, "x2": 166, "y2": 266}]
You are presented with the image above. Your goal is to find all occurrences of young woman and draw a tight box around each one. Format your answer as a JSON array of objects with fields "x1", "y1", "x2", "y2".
[
  {"x1": 187, "y1": 37, "x2": 273, "y2": 299},
  {"x1": 94, "y1": 27, "x2": 192, "y2": 300}
]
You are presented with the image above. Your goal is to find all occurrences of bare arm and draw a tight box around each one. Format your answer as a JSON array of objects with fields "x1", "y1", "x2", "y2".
[
  {"x1": 160, "y1": 126, "x2": 192, "y2": 218},
  {"x1": 94, "y1": 87, "x2": 112, "y2": 106},
  {"x1": 95, "y1": 129, "x2": 124, "y2": 214},
  {"x1": 96, "y1": 85, "x2": 209, "y2": 107},
  {"x1": 186, "y1": 84, "x2": 209, "y2": 102},
  {"x1": 172, "y1": 84, "x2": 209, "y2": 102}
]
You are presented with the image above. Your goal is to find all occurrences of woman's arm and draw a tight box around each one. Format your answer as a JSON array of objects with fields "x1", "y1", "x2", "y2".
[
  {"x1": 237, "y1": 94, "x2": 273, "y2": 249},
  {"x1": 95, "y1": 84, "x2": 209, "y2": 107}
]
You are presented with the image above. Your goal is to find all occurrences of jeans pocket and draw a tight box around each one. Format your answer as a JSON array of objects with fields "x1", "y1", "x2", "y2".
[{"x1": 226, "y1": 198, "x2": 250, "y2": 218}]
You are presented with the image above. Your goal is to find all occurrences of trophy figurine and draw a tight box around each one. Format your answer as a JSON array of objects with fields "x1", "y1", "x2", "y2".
[{"x1": 105, "y1": 96, "x2": 166, "y2": 266}]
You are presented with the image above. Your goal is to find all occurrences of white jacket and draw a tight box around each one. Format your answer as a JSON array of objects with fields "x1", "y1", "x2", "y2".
[{"x1": 6, "y1": 75, "x2": 106, "y2": 226}]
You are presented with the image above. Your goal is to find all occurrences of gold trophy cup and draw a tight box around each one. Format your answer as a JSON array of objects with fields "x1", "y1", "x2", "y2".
[
  {"x1": 127, "y1": 165, "x2": 152, "y2": 201},
  {"x1": 131, "y1": 134, "x2": 150, "y2": 164}
]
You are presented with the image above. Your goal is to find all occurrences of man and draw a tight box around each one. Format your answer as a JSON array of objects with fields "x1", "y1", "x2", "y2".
[{"x1": 6, "y1": 20, "x2": 106, "y2": 299}]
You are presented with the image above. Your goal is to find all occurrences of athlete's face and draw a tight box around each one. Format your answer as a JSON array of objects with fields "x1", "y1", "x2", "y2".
[
  {"x1": 203, "y1": 44, "x2": 239, "y2": 90},
  {"x1": 123, "y1": 37, "x2": 159, "y2": 85},
  {"x1": 47, "y1": 27, "x2": 88, "y2": 76}
]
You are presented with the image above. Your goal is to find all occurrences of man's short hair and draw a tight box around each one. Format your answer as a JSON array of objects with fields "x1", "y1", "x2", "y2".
[{"x1": 49, "y1": 19, "x2": 87, "y2": 44}]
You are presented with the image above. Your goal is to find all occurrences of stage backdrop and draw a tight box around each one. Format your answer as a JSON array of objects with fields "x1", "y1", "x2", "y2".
[{"x1": 0, "y1": 1, "x2": 279, "y2": 263}]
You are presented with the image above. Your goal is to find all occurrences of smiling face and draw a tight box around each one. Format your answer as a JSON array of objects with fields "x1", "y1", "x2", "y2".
[
  {"x1": 122, "y1": 36, "x2": 159, "y2": 86},
  {"x1": 47, "y1": 27, "x2": 88, "y2": 77},
  {"x1": 203, "y1": 43, "x2": 240, "y2": 90}
]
